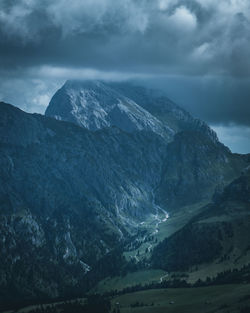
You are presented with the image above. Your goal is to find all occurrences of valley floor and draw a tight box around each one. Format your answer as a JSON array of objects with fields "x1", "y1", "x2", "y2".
[
  {"x1": 111, "y1": 284, "x2": 250, "y2": 313},
  {"x1": 123, "y1": 200, "x2": 207, "y2": 263}
]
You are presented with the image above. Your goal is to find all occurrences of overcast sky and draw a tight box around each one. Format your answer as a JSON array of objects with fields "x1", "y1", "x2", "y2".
[{"x1": 0, "y1": 0, "x2": 250, "y2": 153}]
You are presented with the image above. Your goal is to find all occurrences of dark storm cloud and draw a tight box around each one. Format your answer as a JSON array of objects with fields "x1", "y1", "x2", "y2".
[
  {"x1": 1, "y1": 0, "x2": 250, "y2": 75},
  {"x1": 0, "y1": 0, "x2": 250, "y2": 139}
]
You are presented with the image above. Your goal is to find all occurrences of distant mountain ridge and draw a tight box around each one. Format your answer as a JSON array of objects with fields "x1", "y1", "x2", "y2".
[{"x1": 0, "y1": 80, "x2": 248, "y2": 299}]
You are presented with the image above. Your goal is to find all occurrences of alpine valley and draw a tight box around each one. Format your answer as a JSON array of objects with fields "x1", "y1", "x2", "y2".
[{"x1": 0, "y1": 81, "x2": 250, "y2": 311}]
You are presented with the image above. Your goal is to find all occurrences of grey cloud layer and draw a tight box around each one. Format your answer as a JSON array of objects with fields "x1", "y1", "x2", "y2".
[
  {"x1": 1, "y1": 0, "x2": 250, "y2": 76},
  {"x1": 0, "y1": 0, "x2": 250, "y2": 141}
]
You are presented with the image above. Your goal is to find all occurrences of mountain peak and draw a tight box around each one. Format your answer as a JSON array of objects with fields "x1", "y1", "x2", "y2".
[
  {"x1": 45, "y1": 80, "x2": 174, "y2": 138},
  {"x1": 45, "y1": 80, "x2": 220, "y2": 144}
]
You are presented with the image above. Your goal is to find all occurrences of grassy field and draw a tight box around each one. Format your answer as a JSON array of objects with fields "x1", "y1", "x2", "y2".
[
  {"x1": 3, "y1": 284, "x2": 250, "y2": 313},
  {"x1": 91, "y1": 269, "x2": 168, "y2": 293},
  {"x1": 1, "y1": 298, "x2": 87, "y2": 313},
  {"x1": 156, "y1": 201, "x2": 208, "y2": 241},
  {"x1": 92, "y1": 201, "x2": 216, "y2": 295},
  {"x1": 111, "y1": 284, "x2": 250, "y2": 313}
]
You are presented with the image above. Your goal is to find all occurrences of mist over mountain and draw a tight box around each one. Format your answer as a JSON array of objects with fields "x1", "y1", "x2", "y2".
[{"x1": 0, "y1": 81, "x2": 249, "y2": 304}]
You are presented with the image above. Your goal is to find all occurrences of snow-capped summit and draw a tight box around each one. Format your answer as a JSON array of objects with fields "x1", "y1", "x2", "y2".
[{"x1": 45, "y1": 80, "x2": 173, "y2": 139}]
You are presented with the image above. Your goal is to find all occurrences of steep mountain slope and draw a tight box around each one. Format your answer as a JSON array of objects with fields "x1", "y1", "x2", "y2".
[
  {"x1": 45, "y1": 80, "x2": 245, "y2": 210},
  {"x1": 107, "y1": 82, "x2": 245, "y2": 208},
  {"x1": 151, "y1": 165, "x2": 250, "y2": 275},
  {"x1": 0, "y1": 102, "x2": 168, "y2": 299},
  {"x1": 0, "y1": 81, "x2": 247, "y2": 300},
  {"x1": 157, "y1": 131, "x2": 244, "y2": 210}
]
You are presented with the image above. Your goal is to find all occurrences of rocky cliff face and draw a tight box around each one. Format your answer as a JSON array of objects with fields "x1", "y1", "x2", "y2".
[
  {"x1": 45, "y1": 81, "x2": 173, "y2": 138},
  {"x1": 45, "y1": 80, "x2": 217, "y2": 142},
  {"x1": 0, "y1": 81, "x2": 247, "y2": 299}
]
